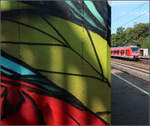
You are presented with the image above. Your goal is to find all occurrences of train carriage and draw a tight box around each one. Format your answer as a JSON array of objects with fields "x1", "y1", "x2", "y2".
[
  {"x1": 140, "y1": 48, "x2": 149, "y2": 58},
  {"x1": 111, "y1": 46, "x2": 141, "y2": 60}
]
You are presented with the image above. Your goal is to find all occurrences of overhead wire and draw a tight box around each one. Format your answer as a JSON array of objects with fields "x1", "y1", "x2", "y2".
[
  {"x1": 112, "y1": 2, "x2": 149, "y2": 33},
  {"x1": 113, "y1": 2, "x2": 147, "y2": 22},
  {"x1": 111, "y1": 12, "x2": 148, "y2": 35},
  {"x1": 121, "y1": 12, "x2": 149, "y2": 27}
]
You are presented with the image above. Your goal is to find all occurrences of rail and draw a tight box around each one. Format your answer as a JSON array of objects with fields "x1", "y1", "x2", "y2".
[{"x1": 111, "y1": 61, "x2": 150, "y2": 82}]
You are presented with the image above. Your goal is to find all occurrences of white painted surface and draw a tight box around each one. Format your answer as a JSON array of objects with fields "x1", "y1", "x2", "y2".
[
  {"x1": 112, "y1": 73, "x2": 150, "y2": 96},
  {"x1": 141, "y1": 48, "x2": 149, "y2": 56}
]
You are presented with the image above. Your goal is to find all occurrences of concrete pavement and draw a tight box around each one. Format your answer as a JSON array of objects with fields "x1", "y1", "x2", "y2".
[{"x1": 111, "y1": 69, "x2": 149, "y2": 125}]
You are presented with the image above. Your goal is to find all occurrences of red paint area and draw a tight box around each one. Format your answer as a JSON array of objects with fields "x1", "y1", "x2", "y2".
[
  {"x1": 1, "y1": 86, "x2": 5, "y2": 95},
  {"x1": 0, "y1": 76, "x2": 105, "y2": 125}
]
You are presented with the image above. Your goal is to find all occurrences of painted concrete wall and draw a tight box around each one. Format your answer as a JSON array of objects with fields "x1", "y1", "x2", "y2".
[{"x1": 1, "y1": 0, "x2": 111, "y2": 125}]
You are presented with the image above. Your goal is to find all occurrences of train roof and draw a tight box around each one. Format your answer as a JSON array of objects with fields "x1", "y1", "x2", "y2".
[{"x1": 111, "y1": 46, "x2": 139, "y2": 49}]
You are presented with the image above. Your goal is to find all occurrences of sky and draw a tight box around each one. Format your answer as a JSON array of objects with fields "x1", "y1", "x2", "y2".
[{"x1": 111, "y1": 1, "x2": 149, "y2": 34}]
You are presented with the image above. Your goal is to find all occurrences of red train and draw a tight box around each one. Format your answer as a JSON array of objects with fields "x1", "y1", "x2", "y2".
[{"x1": 111, "y1": 46, "x2": 141, "y2": 60}]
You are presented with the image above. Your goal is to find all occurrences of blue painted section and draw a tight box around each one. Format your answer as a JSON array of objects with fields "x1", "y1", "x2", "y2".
[
  {"x1": 83, "y1": 11, "x2": 100, "y2": 30},
  {"x1": 84, "y1": 1, "x2": 106, "y2": 28},
  {"x1": 66, "y1": 1, "x2": 97, "y2": 27},
  {"x1": 1, "y1": 68, "x2": 13, "y2": 75},
  {"x1": 70, "y1": 9, "x2": 82, "y2": 20},
  {"x1": 65, "y1": 1, "x2": 81, "y2": 14},
  {"x1": 1, "y1": 56, "x2": 35, "y2": 75},
  {"x1": 66, "y1": 1, "x2": 104, "y2": 31},
  {"x1": 104, "y1": 6, "x2": 111, "y2": 23}
]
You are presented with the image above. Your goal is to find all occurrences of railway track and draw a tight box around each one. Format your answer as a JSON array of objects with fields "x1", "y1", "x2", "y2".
[
  {"x1": 111, "y1": 60, "x2": 150, "y2": 82},
  {"x1": 141, "y1": 57, "x2": 150, "y2": 60},
  {"x1": 111, "y1": 58, "x2": 149, "y2": 70}
]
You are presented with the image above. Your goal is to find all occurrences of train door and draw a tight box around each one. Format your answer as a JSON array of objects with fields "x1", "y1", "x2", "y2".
[
  {"x1": 140, "y1": 49, "x2": 144, "y2": 56},
  {"x1": 129, "y1": 48, "x2": 132, "y2": 57},
  {"x1": 112, "y1": 49, "x2": 114, "y2": 56},
  {"x1": 119, "y1": 49, "x2": 121, "y2": 56},
  {"x1": 126, "y1": 49, "x2": 129, "y2": 56},
  {"x1": 114, "y1": 49, "x2": 116, "y2": 56},
  {"x1": 117, "y1": 49, "x2": 119, "y2": 56},
  {"x1": 124, "y1": 49, "x2": 126, "y2": 57},
  {"x1": 121, "y1": 49, "x2": 124, "y2": 56}
]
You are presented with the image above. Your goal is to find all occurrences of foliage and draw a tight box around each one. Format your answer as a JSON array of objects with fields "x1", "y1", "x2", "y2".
[
  {"x1": 111, "y1": 23, "x2": 150, "y2": 49},
  {"x1": 141, "y1": 36, "x2": 150, "y2": 54}
]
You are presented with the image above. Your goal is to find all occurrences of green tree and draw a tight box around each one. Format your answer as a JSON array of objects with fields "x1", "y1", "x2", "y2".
[
  {"x1": 111, "y1": 23, "x2": 150, "y2": 47},
  {"x1": 132, "y1": 23, "x2": 149, "y2": 46},
  {"x1": 115, "y1": 27, "x2": 126, "y2": 46}
]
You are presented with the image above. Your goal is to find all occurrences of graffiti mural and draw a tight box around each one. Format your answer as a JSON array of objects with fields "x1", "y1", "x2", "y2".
[{"x1": 1, "y1": 0, "x2": 111, "y2": 125}]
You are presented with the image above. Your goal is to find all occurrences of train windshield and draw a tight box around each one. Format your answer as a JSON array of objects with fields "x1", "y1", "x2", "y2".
[{"x1": 131, "y1": 47, "x2": 139, "y2": 54}]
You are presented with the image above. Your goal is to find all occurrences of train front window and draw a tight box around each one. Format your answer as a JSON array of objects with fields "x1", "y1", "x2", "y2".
[{"x1": 131, "y1": 47, "x2": 139, "y2": 54}]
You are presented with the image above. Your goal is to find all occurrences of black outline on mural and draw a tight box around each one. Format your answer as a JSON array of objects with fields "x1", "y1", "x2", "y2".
[{"x1": 1, "y1": 50, "x2": 108, "y2": 125}]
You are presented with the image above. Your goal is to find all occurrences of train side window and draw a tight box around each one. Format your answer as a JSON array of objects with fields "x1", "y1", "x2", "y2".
[
  {"x1": 119, "y1": 50, "x2": 121, "y2": 54},
  {"x1": 127, "y1": 50, "x2": 129, "y2": 54},
  {"x1": 117, "y1": 50, "x2": 119, "y2": 54},
  {"x1": 126, "y1": 50, "x2": 128, "y2": 55}
]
